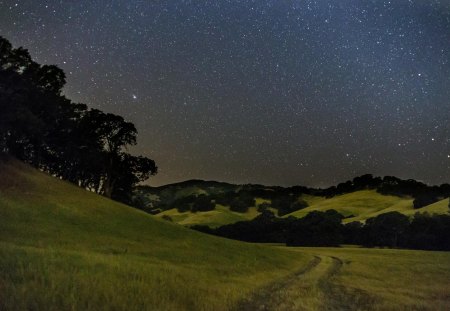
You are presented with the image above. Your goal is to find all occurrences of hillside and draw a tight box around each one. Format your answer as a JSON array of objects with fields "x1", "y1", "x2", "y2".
[
  {"x1": 0, "y1": 157, "x2": 308, "y2": 310},
  {"x1": 1, "y1": 157, "x2": 450, "y2": 310},
  {"x1": 287, "y1": 190, "x2": 412, "y2": 222},
  {"x1": 145, "y1": 185, "x2": 448, "y2": 227},
  {"x1": 288, "y1": 190, "x2": 450, "y2": 223},
  {"x1": 158, "y1": 205, "x2": 260, "y2": 228}
]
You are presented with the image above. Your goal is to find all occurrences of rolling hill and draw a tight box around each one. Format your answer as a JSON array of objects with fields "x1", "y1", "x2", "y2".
[
  {"x1": 0, "y1": 157, "x2": 308, "y2": 310},
  {"x1": 286, "y1": 190, "x2": 412, "y2": 222},
  {"x1": 1, "y1": 157, "x2": 450, "y2": 310},
  {"x1": 287, "y1": 190, "x2": 449, "y2": 223},
  {"x1": 143, "y1": 184, "x2": 448, "y2": 227}
]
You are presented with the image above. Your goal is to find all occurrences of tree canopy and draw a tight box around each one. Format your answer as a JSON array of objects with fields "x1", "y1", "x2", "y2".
[{"x1": 0, "y1": 36, "x2": 157, "y2": 203}]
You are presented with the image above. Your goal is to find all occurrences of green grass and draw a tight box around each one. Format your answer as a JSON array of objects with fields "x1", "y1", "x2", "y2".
[
  {"x1": 288, "y1": 190, "x2": 409, "y2": 221},
  {"x1": 0, "y1": 158, "x2": 309, "y2": 310},
  {"x1": 158, "y1": 205, "x2": 259, "y2": 228},
  {"x1": 2, "y1": 158, "x2": 450, "y2": 310},
  {"x1": 294, "y1": 247, "x2": 450, "y2": 310},
  {"x1": 156, "y1": 198, "x2": 272, "y2": 228},
  {"x1": 287, "y1": 190, "x2": 449, "y2": 223},
  {"x1": 405, "y1": 198, "x2": 450, "y2": 216}
]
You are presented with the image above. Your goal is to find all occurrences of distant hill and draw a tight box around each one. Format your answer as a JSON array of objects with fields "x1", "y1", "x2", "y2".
[{"x1": 133, "y1": 176, "x2": 450, "y2": 227}]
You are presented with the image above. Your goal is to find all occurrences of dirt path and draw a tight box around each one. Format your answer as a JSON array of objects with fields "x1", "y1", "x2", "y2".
[{"x1": 233, "y1": 255, "x2": 375, "y2": 311}]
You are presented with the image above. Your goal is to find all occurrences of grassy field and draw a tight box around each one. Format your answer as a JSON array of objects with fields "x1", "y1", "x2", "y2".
[
  {"x1": 1, "y1": 158, "x2": 450, "y2": 310},
  {"x1": 235, "y1": 246, "x2": 450, "y2": 310},
  {"x1": 0, "y1": 158, "x2": 309, "y2": 311},
  {"x1": 295, "y1": 247, "x2": 450, "y2": 310}
]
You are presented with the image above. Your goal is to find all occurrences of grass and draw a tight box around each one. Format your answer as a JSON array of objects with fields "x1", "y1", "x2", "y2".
[
  {"x1": 1, "y1": 158, "x2": 450, "y2": 310},
  {"x1": 295, "y1": 247, "x2": 450, "y2": 310},
  {"x1": 236, "y1": 245, "x2": 450, "y2": 310},
  {"x1": 157, "y1": 198, "x2": 273, "y2": 228},
  {"x1": 288, "y1": 190, "x2": 409, "y2": 220},
  {"x1": 286, "y1": 190, "x2": 448, "y2": 223},
  {"x1": 158, "y1": 205, "x2": 259, "y2": 228},
  {"x1": 0, "y1": 157, "x2": 309, "y2": 311}
]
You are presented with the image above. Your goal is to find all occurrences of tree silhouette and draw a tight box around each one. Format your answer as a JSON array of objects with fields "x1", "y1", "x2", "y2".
[{"x1": 0, "y1": 36, "x2": 157, "y2": 203}]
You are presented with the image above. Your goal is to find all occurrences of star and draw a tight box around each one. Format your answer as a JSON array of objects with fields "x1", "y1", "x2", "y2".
[{"x1": 2, "y1": 0, "x2": 448, "y2": 186}]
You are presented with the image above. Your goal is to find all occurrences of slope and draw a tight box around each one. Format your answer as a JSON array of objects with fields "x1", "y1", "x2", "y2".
[
  {"x1": 287, "y1": 190, "x2": 410, "y2": 221},
  {"x1": 158, "y1": 205, "x2": 260, "y2": 228},
  {"x1": 0, "y1": 157, "x2": 309, "y2": 311},
  {"x1": 288, "y1": 190, "x2": 449, "y2": 223}
]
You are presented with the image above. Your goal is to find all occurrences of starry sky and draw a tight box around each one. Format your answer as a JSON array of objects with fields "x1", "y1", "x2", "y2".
[{"x1": 1, "y1": 0, "x2": 449, "y2": 187}]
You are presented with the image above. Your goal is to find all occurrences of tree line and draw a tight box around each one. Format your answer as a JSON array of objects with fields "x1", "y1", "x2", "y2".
[
  {"x1": 0, "y1": 36, "x2": 157, "y2": 203},
  {"x1": 192, "y1": 207, "x2": 450, "y2": 251}
]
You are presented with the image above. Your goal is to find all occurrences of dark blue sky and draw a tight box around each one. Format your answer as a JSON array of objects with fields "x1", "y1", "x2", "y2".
[{"x1": 1, "y1": 0, "x2": 449, "y2": 186}]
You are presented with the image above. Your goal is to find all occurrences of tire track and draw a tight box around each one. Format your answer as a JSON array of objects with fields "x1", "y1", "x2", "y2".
[
  {"x1": 319, "y1": 257, "x2": 377, "y2": 311},
  {"x1": 232, "y1": 254, "x2": 377, "y2": 311},
  {"x1": 232, "y1": 256, "x2": 322, "y2": 311}
]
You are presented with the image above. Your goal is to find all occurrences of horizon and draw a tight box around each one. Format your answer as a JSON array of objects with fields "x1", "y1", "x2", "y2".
[{"x1": 142, "y1": 173, "x2": 448, "y2": 189}]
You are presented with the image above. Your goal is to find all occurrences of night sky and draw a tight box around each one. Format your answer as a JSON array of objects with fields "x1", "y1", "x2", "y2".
[{"x1": 1, "y1": 1, "x2": 449, "y2": 187}]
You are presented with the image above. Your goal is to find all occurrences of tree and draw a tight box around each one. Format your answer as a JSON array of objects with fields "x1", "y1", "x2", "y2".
[
  {"x1": 0, "y1": 36, "x2": 157, "y2": 203},
  {"x1": 271, "y1": 194, "x2": 307, "y2": 216},
  {"x1": 229, "y1": 191, "x2": 255, "y2": 213},
  {"x1": 192, "y1": 195, "x2": 215, "y2": 212},
  {"x1": 286, "y1": 210, "x2": 344, "y2": 246},
  {"x1": 110, "y1": 154, "x2": 157, "y2": 203},
  {"x1": 413, "y1": 194, "x2": 439, "y2": 209},
  {"x1": 174, "y1": 195, "x2": 196, "y2": 212},
  {"x1": 81, "y1": 109, "x2": 138, "y2": 198},
  {"x1": 363, "y1": 212, "x2": 409, "y2": 247},
  {"x1": 257, "y1": 202, "x2": 271, "y2": 213}
]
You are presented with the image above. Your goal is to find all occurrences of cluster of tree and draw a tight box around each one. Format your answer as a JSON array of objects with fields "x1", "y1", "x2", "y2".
[
  {"x1": 142, "y1": 188, "x2": 309, "y2": 216},
  {"x1": 271, "y1": 194, "x2": 308, "y2": 216},
  {"x1": 0, "y1": 36, "x2": 157, "y2": 203},
  {"x1": 192, "y1": 210, "x2": 450, "y2": 251},
  {"x1": 315, "y1": 174, "x2": 450, "y2": 206},
  {"x1": 173, "y1": 194, "x2": 215, "y2": 212}
]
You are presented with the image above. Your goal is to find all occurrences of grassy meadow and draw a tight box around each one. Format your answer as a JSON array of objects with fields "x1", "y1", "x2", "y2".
[
  {"x1": 1, "y1": 158, "x2": 450, "y2": 310},
  {"x1": 295, "y1": 247, "x2": 450, "y2": 310},
  {"x1": 0, "y1": 158, "x2": 309, "y2": 310}
]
